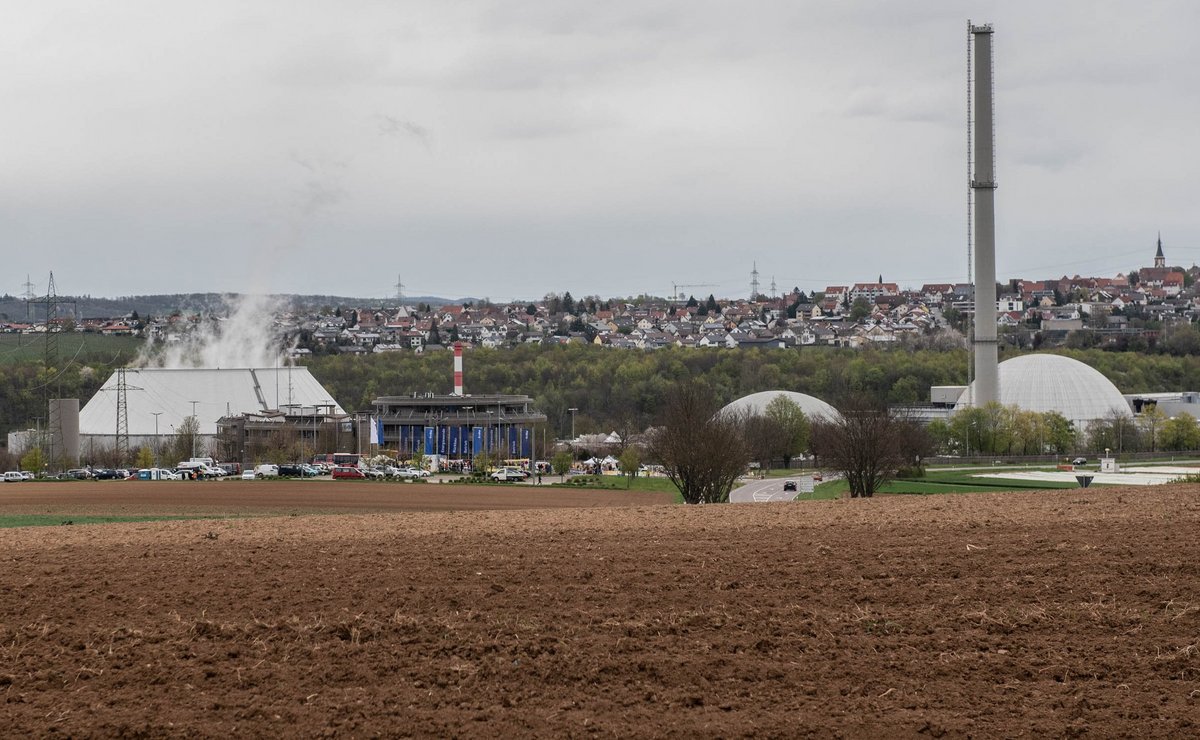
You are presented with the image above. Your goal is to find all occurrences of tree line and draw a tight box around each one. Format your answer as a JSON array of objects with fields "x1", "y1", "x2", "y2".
[{"x1": 303, "y1": 345, "x2": 1200, "y2": 438}]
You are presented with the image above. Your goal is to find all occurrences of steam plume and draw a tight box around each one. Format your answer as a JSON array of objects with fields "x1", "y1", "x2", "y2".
[{"x1": 136, "y1": 294, "x2": 289, "y2": 369}]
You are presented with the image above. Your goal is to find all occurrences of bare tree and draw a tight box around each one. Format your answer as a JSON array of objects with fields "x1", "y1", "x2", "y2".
[
  {"x1": 810, "y1": 397, "x2": 907, "y2": 498},
  {"x1": 744, "y1": 413, "x2": 785, "y2": 471},
  {"x1": 647, "y1": 385, "x2": 751, "y2": 504}
]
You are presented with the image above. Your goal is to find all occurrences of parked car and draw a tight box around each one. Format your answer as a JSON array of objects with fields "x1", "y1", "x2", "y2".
[
  {"x1": 332, "y1": 466, "x2": 365, "y2": 479},
  {"x1": 66, "y1": 469, "x2": 93, "y2": 480},
  {"x1": 241, "y1": 470, "x2": 256, "y2": 480},
  {"x1": 254, "y1": 464, "x2": 280, "y2": 478},
  {"x1": 3, "y1": 471, "x2": 24, "y2": 482},
  {"x1": 92, "y1": 468, "x2": 121, "y2": 480},
  {"x1": 1071, "y1": 457, "x2": 1088, "y2": 466},
  {"x1": 20, "y1": 471, "x2": 34, "y2": 481},
  {"x1": 783, "y1": 480, "x2": 797, "y2": 492}
]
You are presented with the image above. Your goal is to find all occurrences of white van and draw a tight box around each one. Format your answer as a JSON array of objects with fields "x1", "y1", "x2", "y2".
[
  {"x1": 254, "y1": 464, "x2": 280, "y2": 478},
  {"x1": 3, "y1": 471, "x2": 24, "y2": 482}
]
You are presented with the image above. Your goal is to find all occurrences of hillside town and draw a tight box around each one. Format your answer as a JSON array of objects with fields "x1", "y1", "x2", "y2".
[{"x1": 5, "y1": 240, "x2": 1199, "y2": 356}]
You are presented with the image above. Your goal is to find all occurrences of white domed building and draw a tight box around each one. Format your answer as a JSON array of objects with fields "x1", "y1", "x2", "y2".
[
  {"x1": 721, "y1": 390, "x2": 840, "y2": 421},
  {"x1": 955, "y1": 354, "x2": 1131, "y2": 427}
]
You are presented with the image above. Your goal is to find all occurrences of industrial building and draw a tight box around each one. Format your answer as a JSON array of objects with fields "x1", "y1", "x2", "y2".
[
  {"x1": 719, "y1": 390, "x2": 840, "y2": 421},
  {"x1": 72, "y1": 367, "x2": 345, "y2": 462},
  {"x1": 371, "y1": 393, "x2": 546, "y2": 466},
  {"x1": 371, "y1": 343, "x2": 547, "y2": 468}
]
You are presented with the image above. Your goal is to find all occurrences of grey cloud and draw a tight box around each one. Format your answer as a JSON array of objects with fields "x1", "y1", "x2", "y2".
[{"x1": 376, "y1": 115, "x2": 432, "y2": 149}]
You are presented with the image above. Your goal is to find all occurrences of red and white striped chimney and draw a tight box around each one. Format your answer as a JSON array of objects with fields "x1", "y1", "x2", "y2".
[{"x1": 453, "y1": 341, "x2": 464, "y2": 396}]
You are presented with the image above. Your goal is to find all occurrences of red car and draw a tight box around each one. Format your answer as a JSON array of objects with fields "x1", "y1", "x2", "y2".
[{"x1": 331, "y1": 466, "x2": 365, "y2": 480}]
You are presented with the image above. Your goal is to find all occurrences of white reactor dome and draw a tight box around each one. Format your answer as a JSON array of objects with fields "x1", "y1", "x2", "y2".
[
  {"x1": 720, "y1": 390, "x2": 840, "y2": 421},
  {"x1": 956, "y1": 354, "x2": 1130, "y2": 425}
]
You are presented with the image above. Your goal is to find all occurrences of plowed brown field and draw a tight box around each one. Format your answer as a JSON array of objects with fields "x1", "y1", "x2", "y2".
[{"x1": 1, "y1": 480, "x2": 1198, "y2": 737}]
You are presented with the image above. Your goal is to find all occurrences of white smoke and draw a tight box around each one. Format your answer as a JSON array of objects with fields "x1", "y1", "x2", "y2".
[{"x1": 136, "y1": 294, "x2": 290, "y2": 369}]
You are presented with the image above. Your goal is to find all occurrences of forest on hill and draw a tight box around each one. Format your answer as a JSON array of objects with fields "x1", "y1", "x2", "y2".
[{"x1": 303, "y1": 344, "x2": 1200, "y2": 439}]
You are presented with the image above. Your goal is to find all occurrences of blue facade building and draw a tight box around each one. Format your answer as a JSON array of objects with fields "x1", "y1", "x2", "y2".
[{"x1": 371, "y1": 393, "x2": 546, "y2": 463}]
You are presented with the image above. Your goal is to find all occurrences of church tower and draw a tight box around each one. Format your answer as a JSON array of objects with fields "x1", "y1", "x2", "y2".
[{"x1": 1155, "y1": 233, "x2": 1165, "y2": 268}]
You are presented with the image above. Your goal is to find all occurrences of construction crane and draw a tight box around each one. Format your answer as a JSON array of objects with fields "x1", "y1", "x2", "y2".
[{"x1": 671, "y1": 282, "x2": 717, "y2": 303}]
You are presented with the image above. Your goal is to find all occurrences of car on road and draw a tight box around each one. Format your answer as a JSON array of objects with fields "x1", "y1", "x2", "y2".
[
  {"x1": 783, "y1": 480, "x2": 797, "y2": 492},
  {"x1": 332, "y1": 466, "x2": 365, "y2": 480},
  {"x1": 3, "y1": 471, "x2": 25, "y2": 482},
  {"x1": 1071, "y1": 457, "x2": 1088, "y2": 466}
]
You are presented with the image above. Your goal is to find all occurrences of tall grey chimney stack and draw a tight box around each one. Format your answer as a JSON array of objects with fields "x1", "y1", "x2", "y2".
[{"x1": 970, "y1": 22, "x2": 999, "y2": 406}]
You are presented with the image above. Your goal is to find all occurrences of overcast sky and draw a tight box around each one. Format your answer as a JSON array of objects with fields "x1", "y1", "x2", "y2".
[{"x1": 4, "y1": 1, "x2": 1198, "y2": 303}]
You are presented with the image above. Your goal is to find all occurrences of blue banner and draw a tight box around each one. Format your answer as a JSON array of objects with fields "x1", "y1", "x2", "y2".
[
  {"x1": 472, "y1": 427, "x2": 483, "y2": 458},
  {"x1": 521, "y1": 428, "x2": 531, "y2": 458},
  {"x1": 424, "y1": 426, "x2": 435, "y2": 455}
]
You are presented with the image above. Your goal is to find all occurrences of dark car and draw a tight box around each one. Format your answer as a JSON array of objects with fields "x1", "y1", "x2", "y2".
[
  {"x1": 1071, "y1": 457, "x2": 1087, "y2": 466},
  {"x1": 92, "y1": 468, "x2": 121, "y2": 480},
  {"x1": 783, "y1": 480, "x2": 797, "y2": 492}
]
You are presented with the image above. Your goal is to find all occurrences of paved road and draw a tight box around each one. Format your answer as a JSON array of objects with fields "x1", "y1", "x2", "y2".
[{"x1": 730, "y1": 476, "x2": 813, "y2": 503}]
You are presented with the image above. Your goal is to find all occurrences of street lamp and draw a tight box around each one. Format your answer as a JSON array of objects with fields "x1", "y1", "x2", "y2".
[
  {"x1": 486, "y1": 410, "x2": 493, "y2": 458},
  {"x1": 151, "y1": 412, "x2": 162, "y2": 467},
  {"x1": 189, "y1": 400, "x2": 199, "y2": 459}
]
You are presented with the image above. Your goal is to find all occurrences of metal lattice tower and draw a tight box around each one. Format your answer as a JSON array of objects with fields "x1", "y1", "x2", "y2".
[
  {"x1": 395, "y1": 274, "x2": 405, "y2": 304},
  {"x1": 116, "y1": 368, "x2": 130, "y2": 463},
  {"x1": 750, "y1": 262, "x2": 760, "y2": 300},
  {"x1": 42, "y1": 272, "x2": 60, "y2": 369},
  {"x1": 25, "y1": 272, "x2": 77, "y2": 370},
  {"x1": 100, "y1": 369, "x2": 142, "y2": 464}
]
